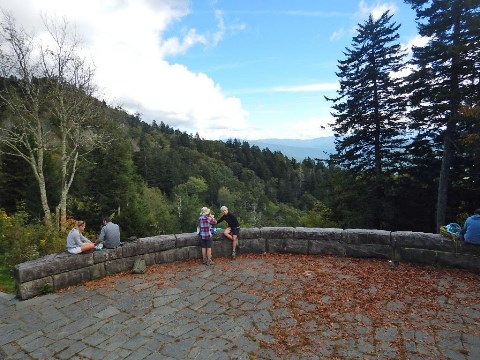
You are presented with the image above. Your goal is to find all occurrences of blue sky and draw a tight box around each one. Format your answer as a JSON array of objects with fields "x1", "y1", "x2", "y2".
[{"x1": 0, "y1": 0, "x2": 421, "y2": 140}]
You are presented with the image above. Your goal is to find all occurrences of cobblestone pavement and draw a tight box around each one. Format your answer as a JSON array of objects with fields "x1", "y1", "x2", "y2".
[{"x1": 1, "y1": 253, "x2": 480, "y2": 360}]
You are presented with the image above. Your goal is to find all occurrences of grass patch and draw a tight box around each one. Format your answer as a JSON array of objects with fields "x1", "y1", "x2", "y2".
[{"x1": 0, "y1": 267, "x2": 16, "y2": 294}]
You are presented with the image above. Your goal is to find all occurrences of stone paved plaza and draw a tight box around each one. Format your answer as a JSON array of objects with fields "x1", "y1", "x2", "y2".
[{"x1": 1, "y1": 253, "x2": 480, "y2": 359}]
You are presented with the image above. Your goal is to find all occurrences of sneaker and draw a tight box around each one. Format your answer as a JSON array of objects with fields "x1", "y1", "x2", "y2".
[
  {"x1": 202, "y1": 258, "x2": 207, "y2": 265},
  {"x1": 207, "y1": 259, "x2": 214, "y2": 266},
  {"x1": 231, "y1": 251, "x2": 236, "y2": 260}
]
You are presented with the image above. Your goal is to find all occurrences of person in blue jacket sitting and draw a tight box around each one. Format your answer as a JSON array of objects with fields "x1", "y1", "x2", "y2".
[{"x1": 461, "y1": 208, "x2": 480, "y2": 244}]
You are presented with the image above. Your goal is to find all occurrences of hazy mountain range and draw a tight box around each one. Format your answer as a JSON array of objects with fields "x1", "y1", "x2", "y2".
[{"x1": 246, "y1": 136, "x2": 336, "y2": 161}]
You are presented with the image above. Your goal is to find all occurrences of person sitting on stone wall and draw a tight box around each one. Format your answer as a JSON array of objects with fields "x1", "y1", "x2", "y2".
[
  {"x1": 461, "y1": 208, "x2": 480, "y2": 245},
  {"x1": 66, "y1": 220, "x2": 95, "y2": 254},
  {"x1": 216, "y1": 206, "x2": 240, "y2": 259},
  {"x1": 96, "y1": 216, "x2": 121, "y2": 249}
]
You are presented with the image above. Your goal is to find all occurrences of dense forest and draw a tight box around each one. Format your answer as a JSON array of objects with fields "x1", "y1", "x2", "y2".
[{"x1": 0, "y1": 1, "x2": 479, "y2": 273}]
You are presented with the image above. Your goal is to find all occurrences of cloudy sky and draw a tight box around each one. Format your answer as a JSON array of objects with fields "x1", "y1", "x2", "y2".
[{"x1": 0, "y1": 0, "x2": 421, "y2": 140}]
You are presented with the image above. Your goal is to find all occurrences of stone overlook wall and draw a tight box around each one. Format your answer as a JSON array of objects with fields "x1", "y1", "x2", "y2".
[{"x1": 14, "y1": 227, "x2": 480, "y2": 300}]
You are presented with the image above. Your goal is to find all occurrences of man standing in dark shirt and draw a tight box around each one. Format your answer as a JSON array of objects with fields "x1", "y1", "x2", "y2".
[{"x1": 216, "y1": 206, "x2": 240, "y2": 259}]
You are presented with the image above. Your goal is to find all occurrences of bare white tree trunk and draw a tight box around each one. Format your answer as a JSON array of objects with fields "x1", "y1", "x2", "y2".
[
  {"x1": 0, "y1": 13, "x2": 112, "y2": 228},
  {"x1": 0, "y1": 14, "x2": 54, "y2": 224}
]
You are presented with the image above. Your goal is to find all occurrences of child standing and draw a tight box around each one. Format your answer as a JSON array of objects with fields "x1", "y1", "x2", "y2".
[{"x1": 197, "y1": 207, "x2": 217, "y2": 265}]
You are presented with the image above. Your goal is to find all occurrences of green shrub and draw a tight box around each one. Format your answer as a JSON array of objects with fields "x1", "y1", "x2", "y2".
[
  {"x1": 40, "y1": 284, "x2": 53, "y2": 294},
  {"x1": 299, "y1": 201, "x2": 339, "y2": 228},
  {"x1": 0, "y1": 267, "x2": 15, "y2": 293},
  {"x1": 0, "y1": 209, "x2": 67, "y2": 269}
]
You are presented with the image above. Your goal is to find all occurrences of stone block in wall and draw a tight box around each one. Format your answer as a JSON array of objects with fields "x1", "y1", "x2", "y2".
[
  {"x1": 174, "y1": 246, "x2": 193, "y2": 262},
  {"x1": 105, "y1": 257, "x2": 136, "y2": 274},
  {"x1": 309, "y1": 240, "x2": 345, "y2": 256},
  {"x1": 14, "y1": 252, "x2": 93, "y2": 283},
  {"x1": 212, "y1": 240, "x2": 233, "y2": 258},
  {"x1": 93, "y1": 247, "x2": 123, "y2": 264},
  {"x1": 395, "y1": 247, "x2": 437, "y2": 266},
  {"x1": 285, "y1": 239, "x2": 309, "y2": 254},
  {"x1": 144, "y1": 253, "x2": 156, "y2": 266},
  {"x1": 176, "y1": 233, "x2": 200, "y2": 248},
  {"x1": 267, "y1": 238, "x2": 286, "y2": 253},
  {"x1": 261, "y1": 227, "x2": 295, "y2": 239},
  {"x1": 188, "y1": 246, "x2": 202, "y2": 260},
  {"x1": 154, "y1": 246, "x2": 200, "y2": 264},
  {"x1": 294, "y1": 227, "x2": 343, "y2": 241},
  {"x1": 211, "y1": 231, "x2": 223, "y2": 241},
  {"x1": 156, "y1": 249, "x2": 178, "y2": 264},
  {"x1": 343, "y1": 229, "x2": 391, "y2": 245},
  {"x1": 456, "y1": 241, "x2": 480, "y2": 256},
  {"x1": 392, "y1": 231, "x2": 454, "y2": 251},
  {"x1": 240, "y1": 238, "x2": 266, "y2": 254},
  {"x1": 17, "y1": 276, "x2": 54, "y2": 300},
  {"x1": 138, "y1": 235, "x2": 176, "y2": 252},
  {"x1": 239, "y1": 227, "x2": 261, "y2": 239},
  {"x1": 90, "y1": 263, "x2": 107, "y2": 280},
  {"x1": 122, "y1": 241, "x2": 148, "y2": 258},
  {"x1": 436, "y1": 252, "x2": 480, "y2": 273},
  {"x1": 53, "y1": 264, "x2": 104, "y2": 290},
  {"x1": 345, "y1": 244, "x2": 392, "y2": 259}
]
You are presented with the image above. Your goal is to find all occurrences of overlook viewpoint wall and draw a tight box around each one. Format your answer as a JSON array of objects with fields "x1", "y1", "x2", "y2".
[{"x1": 14, "y1": 227, "x2": 480, "y2": 300}]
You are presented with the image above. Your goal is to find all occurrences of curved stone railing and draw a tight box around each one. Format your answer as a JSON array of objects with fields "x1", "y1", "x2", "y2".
[{"x1": 13, "y1": 227, "x2": 480, "y2": 300}]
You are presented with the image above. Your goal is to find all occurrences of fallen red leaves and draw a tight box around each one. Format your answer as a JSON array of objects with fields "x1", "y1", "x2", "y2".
[
  {"x1": 62, "y1": 253, "x2": 479, "y2": 358},
  {"x1": 239, "y1": 253, "x2": 480, "y2": 357}
]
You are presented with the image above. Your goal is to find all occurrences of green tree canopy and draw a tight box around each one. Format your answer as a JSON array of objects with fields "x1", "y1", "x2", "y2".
[
  {"x1": 326, "y1": 10, "x2": 407, "y2": 227},
  {"x1": 405, "y1": 0, "x2": 480, "y2": 230}
]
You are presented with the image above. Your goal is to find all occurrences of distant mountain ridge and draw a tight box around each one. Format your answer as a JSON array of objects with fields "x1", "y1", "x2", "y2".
[{"x1": 246, "y1": 136, "x2": 336, "y2": 161}]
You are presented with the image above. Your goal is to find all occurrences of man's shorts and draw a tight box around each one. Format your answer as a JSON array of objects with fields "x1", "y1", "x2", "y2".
[
  {"x1": 231, "y1": 227, "x2": 240, "y2": 236},
  {"x1": 199, "y1": 238, "x2": 213, "y2": 248}
]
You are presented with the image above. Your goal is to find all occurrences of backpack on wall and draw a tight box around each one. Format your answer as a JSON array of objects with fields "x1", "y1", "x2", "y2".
[{"x1": 440, "y1": 223, "x2": 462, "y2": 240}]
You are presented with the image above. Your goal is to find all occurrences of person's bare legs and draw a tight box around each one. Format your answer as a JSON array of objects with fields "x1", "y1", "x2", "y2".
[
  {"x1": 224, "y1": 228, "x2": 237, "y2": 259},
  {"x1": 206, "y1": 247, "x2": 214, "y2": 265},
  {"x1": 81, "y1": 242, "x2": 95, "y2": 252},
  {"x1": 232, "y1": 234, "x2": 238, "y2": 253},
  {"x1": 223, "y1": 227, "x2": 233, "y2": 240},
  {"x1": 201, "y1": 247, "x2": 207, "y2": 264},
  {"x1": 231, "y1": 232, "x2": 238, "y2": 259}
]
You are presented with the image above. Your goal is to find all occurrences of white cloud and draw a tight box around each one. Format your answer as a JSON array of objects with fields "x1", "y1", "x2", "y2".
[
  {"x1": 247, "y1": 116, "x2": 334, "y2": 140},
  {"x1": 404, "y1": 34, "x2": 430, "y2": 51},
  {"x1": 356, "y1": 0, "x2": 399, "y2": 20},
  {"x1": 197, "y1": 124, "x2": 334, "y2": 141},
  {"x1": 330, "y1": 0, "x2": 398, "y2": 42},
  {"x1": 229, "y1": 82, "x2": 339, "y2": 95},
  {"x1": 159, "y1": 29, "x2": 207, "y2": 56},
  {"x1": 274, "y1": 83, "x2": 339, "y2": 93},
  {"x1": 0, "y1": 0, "x2": 249, "y2": 133},
  {"x1": 330, "y1": 28, "x2": 347, "y2": 41},
  {"x1": 389, "y1": 34, "x2": 430, "y2": 79},
  {"x1": 212, "y1": 9, "x2": 226, "y2": 45},
  {"x1": 389, "y1": 65, "x2": 413, "y2": 79}
]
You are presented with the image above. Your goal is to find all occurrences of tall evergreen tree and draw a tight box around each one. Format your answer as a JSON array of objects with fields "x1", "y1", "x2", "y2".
[
  {"x1": 326, "y1": 11, "x2": 407, "y2": 227},
  {"x1": 405, "y1": 0, "x2": 480, "y2": 231}
]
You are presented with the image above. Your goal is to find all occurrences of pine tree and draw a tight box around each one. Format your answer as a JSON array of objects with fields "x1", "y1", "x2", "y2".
[
  {"x1": 326, "y1": 11, "x2": 407, "y2": 227},
  {"x1": 405, "y1": 0, "x2": 480, "y2": 231}
]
